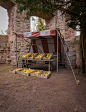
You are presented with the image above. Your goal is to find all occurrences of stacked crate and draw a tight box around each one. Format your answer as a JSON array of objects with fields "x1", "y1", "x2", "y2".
[
  {"x1": 18, "y1": 58, "x2": 22, "y2": 68},
  {"x1": 0, "y1": 43, "x2": 10, "y2": 64}
]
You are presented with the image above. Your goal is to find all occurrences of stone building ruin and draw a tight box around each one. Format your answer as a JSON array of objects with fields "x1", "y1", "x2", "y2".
[{"x1": 0, "y1": 0, "x2": 80, "y2": 67}]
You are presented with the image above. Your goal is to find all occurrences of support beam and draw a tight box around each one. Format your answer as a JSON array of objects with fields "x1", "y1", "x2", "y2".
[
  {"x1": 55, "y1": 11, "x2": 58, "y2": 73},
  {"x1": 15, "y1": 33, "x2": 18, "y2": 68},
  {"x1": 57, "y1": 31, "x2": 58, "y2": 73}
]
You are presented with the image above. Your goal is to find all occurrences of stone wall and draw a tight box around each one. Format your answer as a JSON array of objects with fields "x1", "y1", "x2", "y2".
[
  {"x1": 46, "y1": 16, "x2": 55, "y2": 30},
  {"x1": 0, "y1": 35, "x2": 10, "y2": 64},
  {"x1": 7, "y1": 5, "x2": 31, "y2": 66},
  {"x1": 46, "y1": 10, "x2": 76, "y2": 39},
  {"x1": 65, "y1": 36, "x2": 80, "y2": 67},
  {"x1": 0, "y1": 2, "x2": 80, "y2": 67},
  {"x1": 45, "y1": 11, "x2": 80, "y2": 67}
]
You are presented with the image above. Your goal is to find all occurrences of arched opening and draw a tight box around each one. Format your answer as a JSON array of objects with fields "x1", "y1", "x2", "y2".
[
  {"x1": 0, "y1": 6, "x2": 8, "y2": 34},
  {"x1": 0, "y1": 6, "x2": 9, "y2": 64},
  {"x1": 0, "y1": 0, "x2": 15, "y2": 64},
  {"x1": 30, "y1": 16, "x2": 46, "y2": 32}
]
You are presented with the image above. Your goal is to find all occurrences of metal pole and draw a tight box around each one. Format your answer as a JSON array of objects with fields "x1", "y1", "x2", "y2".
[
  {"x1": 57, "y1": 31, "x2": 58, "y2": 73},
  {"x1": 15, "y1": 33, "x2": 18, "y2": 68},
  {"x1": 55, "y1": 11, "x2": 58, "y2": 73}
]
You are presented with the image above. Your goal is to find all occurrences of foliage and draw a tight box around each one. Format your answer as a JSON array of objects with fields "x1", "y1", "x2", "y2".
[
  {"x1": 0, "y1": 0, "x2": 86, "y2": 30},
  {"x1": 9, "y1": 0, "x2": 85, "y2": 30},
  {"x1": 37, "y1": 18, "x2": 46, "y2": 31}
]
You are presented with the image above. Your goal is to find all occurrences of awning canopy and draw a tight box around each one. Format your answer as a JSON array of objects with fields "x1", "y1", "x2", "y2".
[
  {"x1": 16, "y1": 29, "x2": 69, "y2": 73},
  {"x1": 17, "y1": 29, "x2": 61, "y2": 53},
  {"x1": 17, "y1": 29, "x2": 68, "y2": 54},
  {"x1": 17, "y1": 29, "x2": 57, "y2": 39}
]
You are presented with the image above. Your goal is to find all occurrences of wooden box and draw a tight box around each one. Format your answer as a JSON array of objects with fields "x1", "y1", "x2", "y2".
[
  {"x1": 16, "y1": 68, "x2": 24, "y2": 74},
  {"x1": 20, "y1": 71, "x2": 29, "y2": 76},
  {"x1": 43, "y1": 53, "x2": 53, "y2": 61},
  {"x1": 17, "y1": 68, "x2": 36, "y2": 76},
  {"x1": 35, "y1": 53, "x2": 45, "y2": 60},
  {"x1": 17, "y1": 69, "x2": 28, "y2": 76},
  {"x1": 9, "y1": 68, "x2": 23, "y2": 74},
  {"x1": 38, "y1": 71, "x2": 51, "y2": 79},
  {"x1": 28, "y1": 53, "x2": 38, "y2": 60},
  {"x1": 30, "y1": 70, "x2": 43, "y2": 77},
  {"x1": 22, "y1": 53, "x2": 31, "y2": 60}
]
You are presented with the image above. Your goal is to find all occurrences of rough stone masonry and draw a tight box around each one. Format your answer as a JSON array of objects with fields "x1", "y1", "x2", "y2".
[{"x1": 0, "y1": 1, "x2": 80, "y2": 67}]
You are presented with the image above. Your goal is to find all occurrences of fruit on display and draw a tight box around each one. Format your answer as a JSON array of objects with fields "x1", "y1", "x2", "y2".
[
  {"x1": 36, "y1": 54, "x2": 44, "y2": 58},
  {"x1": 40, "y1": 71, "x2": 49, "y2": 76},
  {"x1": 32, "y1": 70, "x2": 41, "y2": 75},
  {"x1": 21, "y1": 68, "x2": 35, "y2": 73},
  {"x1": 44, "y1": 54, "x2": 52, "y2": 58},
  {"x1": 29, "y1": 53, "x2": 36, "y2": 58},
  {"x1": 22, "y1": 53, "x2": 31, "y2": 58}
]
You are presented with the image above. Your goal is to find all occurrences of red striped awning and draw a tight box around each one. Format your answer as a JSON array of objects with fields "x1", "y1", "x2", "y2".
[
  {"x1": 17, "y1": 29, "x2": 68, "y2": 53},
  {"x1": 17, "y1": 29, "x2": 56, "y2": 38}
]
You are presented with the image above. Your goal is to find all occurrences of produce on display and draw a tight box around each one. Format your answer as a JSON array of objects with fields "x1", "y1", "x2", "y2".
[
  {"x1": 21, "y1": 68, "x2": 35, "y2": 73},
  {"x1": 22, "y1": 53, "x2": 31, "y2": 58},
  {"x1": 29, "y1": 53, "x2": 36, "y2": 58},
  {"x1": 35, "y1": 54, "x2": 44, "y2": 58},
  {"x1": 32, "y1": 70, "x2": 41, "y2": 75},
  {"x1": 40, "y1": 71, "x2": 49, "y2": 76},
  {"x1": 44, "y1": 54, "x2": 52, "y2": 58}
]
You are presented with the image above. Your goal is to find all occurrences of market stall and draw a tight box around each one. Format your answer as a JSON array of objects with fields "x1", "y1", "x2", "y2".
[{"x1": 16, "y1": 29, "x2": 68, "y2": 73}]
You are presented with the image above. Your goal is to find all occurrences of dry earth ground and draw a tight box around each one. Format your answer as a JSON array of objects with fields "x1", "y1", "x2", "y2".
[{"x1": 0, "y1": 64, "x2": 86, "y2": 112}]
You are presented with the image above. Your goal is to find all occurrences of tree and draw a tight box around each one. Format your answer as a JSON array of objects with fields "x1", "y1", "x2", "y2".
[
  {"x1": 37, "y1": 18, "x2": 46, "y2": 31},
  {"x1": 1, "y1": 0, "x2": 86, "y2": 74}
]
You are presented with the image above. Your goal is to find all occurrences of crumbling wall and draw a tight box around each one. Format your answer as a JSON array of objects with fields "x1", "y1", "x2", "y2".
[
  {"x1": 65, "y1": 36, "x2": 80, "y2": 67},
  {"x1": 7, "y1": 5, "x2": 31, "y2": 66},
  {"x1": 46, "y1": 11, "x2": 76, "y2": 39},
  {"x1": 45, "y1": 11, "x2": 80, "y2": 67},
  {"x1": 0, "y1": 1, "x2": 80, "y2": 67},
  {"x1": 0, "y1": 35, "x2": 10, "y2": 64},
  {"x1": 46, "y1": 16, "x2": 55, "y2": 30}
]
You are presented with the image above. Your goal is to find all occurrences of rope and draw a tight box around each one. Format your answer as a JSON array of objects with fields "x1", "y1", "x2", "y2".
[{"x1": 56, "y1": 28, "x2": 79, "y2": 85}]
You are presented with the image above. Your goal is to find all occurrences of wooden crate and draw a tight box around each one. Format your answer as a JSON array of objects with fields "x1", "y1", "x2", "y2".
[
  {"x1": 38, "y1": 71, "x2": 51, "y2": 79},
  {"x1": 35, "y1": 53, "x2": 45, "y2": 60},
  {"x1": 17, "y1": 68, "x2": 36, "y2": 76},
  {"x1": 9, "y1": 68, "x2": 23, "y2": 74},
  {"x1": 30, "y1": 70, "x2": 43, "y2": 77},
  {"x1": 16, "y1": 68, "x2": 24, "y2": 74},
  {"x1": 18, "y1": 64, "x2": 22, "y2": 68},
  {"x1": 20, "y1": 71, "x2": 29, "y2": 76},
  {"x1": 28, "y1": 53, "x2": 38, "y2": 60},
  {"x1": 22, "y1": 53, "x2": 31, "y2": 60},
  {"x1": 43, "y1": 53, "x2": 53, "y2": 61},
  {"x1": 21, "y1": 69, "x2": 36, "y2": 76},
  {"x1": 18, "y1": 63, "x2": 22, "y2": 66}
]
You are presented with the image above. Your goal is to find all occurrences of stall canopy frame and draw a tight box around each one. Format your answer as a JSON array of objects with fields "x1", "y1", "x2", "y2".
[{"x1": 15, "y1": 29, "x2": 68, "y2": 73}]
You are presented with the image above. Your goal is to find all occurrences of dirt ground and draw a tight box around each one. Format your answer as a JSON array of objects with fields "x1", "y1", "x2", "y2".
[{"x1": 0, "y1": 64, "x2": 86, "y2": 112}]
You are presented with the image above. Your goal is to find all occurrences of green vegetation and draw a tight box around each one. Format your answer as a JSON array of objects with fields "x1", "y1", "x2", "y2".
[{"x1": 37, "y1": 18, "x2": 46, "y2": 31}]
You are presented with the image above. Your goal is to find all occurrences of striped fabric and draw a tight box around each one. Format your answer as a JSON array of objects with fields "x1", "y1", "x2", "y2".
[{"x1": 17, "y1": 29, "x2": 68, "y2": 53}]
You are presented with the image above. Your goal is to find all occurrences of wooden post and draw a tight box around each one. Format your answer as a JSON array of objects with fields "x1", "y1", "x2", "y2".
[
  {"x1": 55, "y1": 11, "x2": 58, "y2": 73},
  {"x1": 15, "y1": 33, "x2": 18, "y2": 68},
  {"x1": 57, "y1": 31, "x2": 58, "y2": 73}
]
